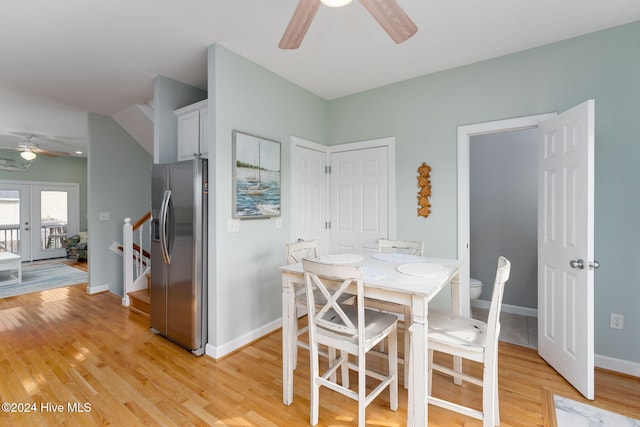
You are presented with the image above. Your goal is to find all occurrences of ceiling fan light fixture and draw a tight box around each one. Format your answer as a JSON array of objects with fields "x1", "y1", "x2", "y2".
[
  {"x1": 320, "y1": 0, "x2": 352, "y2": 7},
  {"x1": 21, "y1": 149, "x2": 36, "y2": 161}
]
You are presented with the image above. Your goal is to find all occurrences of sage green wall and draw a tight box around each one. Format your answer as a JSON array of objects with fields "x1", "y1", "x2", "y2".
[
  {"x1": 87, "y1": 113, "x2": 153, "y2": 295},
  {"x1": 327, "y1": 22, "x2": 640, "y2": 364},
  {"x1": 0, "y1": 153, "x2": 88, "y2": 231},
  {"x1": 207, "y1": 44, "x2": 328, "y2": 348}
]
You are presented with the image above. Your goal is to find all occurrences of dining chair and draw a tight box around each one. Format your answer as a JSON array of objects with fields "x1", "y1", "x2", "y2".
[
  {"x1": 426, "y1": 256, "x2": 511, "y2": 427},
  {"x1": 366, "y1": 238, "x2": 424, "y2": 386},
  {"x1": 302, "y1": 258, "x2": 398, "y2": 427},
  {"x1": 286, "y1": 239, "x2": 352, "y2": 370}
]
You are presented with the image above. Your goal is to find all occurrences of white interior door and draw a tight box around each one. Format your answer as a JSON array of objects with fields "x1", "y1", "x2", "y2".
[
  {"x1": 330, "y1": 144, "x2": 389, "y2": 253},
  {"x1": 291, "y1": 138, "x2": 330, "y2": 253},
  {"x1": 538, "y1": 100, "x2": 595, "y2": 399}
]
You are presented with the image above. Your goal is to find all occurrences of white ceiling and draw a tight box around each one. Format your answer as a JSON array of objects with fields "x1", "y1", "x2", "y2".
[{"x1": 1, "y1": 0, "x2": 639, "y2": 153}]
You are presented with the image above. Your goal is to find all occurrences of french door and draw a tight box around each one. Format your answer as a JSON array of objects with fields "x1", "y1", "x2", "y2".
[{"x1": 0, "y1": 181, "x2": 79, "y2": 261}]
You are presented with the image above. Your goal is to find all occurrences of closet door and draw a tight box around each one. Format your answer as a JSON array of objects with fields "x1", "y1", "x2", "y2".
[
  {"x1": 292, "y1": 141, "x2": 329, "y2": 253},
  {"x1": 330, "y1": 143, "x2": 389, "y2": 253},
  {"x1": 291, "y1": 137, "x2": 395, "y2": 254}
]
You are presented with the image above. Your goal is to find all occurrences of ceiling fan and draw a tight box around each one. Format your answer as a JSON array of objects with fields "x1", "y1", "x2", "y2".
[
  {"x1": 0, "y1": 134, "x2": 72, "y2": 160},
  {"x1": 279, "y1": 0, "x2": 418, "y2": 50}
]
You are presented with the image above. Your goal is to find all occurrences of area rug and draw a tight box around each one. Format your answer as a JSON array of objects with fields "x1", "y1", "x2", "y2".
[
  {"x1": 542, "y1": 388, "x2": 640, "y2": 427},
  {"x1": 0, "y1": 262, "x2": 87, "y2": 298}
]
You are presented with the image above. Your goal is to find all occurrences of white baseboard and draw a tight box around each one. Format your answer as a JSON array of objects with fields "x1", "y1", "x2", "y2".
[
  {"x1": 595, "y1": 354, "x2": 640, "y2": 378},
  {"x1": 205, "y1": 318, "x2": 282, "y2": 360},
  {"x1": 471, "y1": 299, "x2": 538, "y2": 317},
  {"x1": 87, "y1": 284, "x2": 109, "y2": 294}
]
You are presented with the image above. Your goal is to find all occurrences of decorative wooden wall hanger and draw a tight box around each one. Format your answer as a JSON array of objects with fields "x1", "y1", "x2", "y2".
[{"x1": 417, "y1": 162, "x2": 432, "y2": 218}]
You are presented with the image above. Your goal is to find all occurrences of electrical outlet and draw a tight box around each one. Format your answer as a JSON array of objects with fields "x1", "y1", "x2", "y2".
[{"x1": 610, "y1": 313, "x2": 624, "y2": 330}]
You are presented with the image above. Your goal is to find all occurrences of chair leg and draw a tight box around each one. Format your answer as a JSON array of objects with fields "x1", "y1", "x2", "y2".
[
  {"x1": 310, "y1": 344, "x2": 320, "y2": 426},
  {"x1": 427, "y1": 349, "x2": 434, "y2": 396},
  {"x1": 494, "y1": 353, "x2": 500, "y2": 426},
  {"x1": 389, "y1": 326, "x2": 398, "y2": 411},
  {"x1": 453, "y1": 355, "x2": 463, "y2": 385},
  {"x1": 495, "y1": 376, "x2": 500, "y2": 426},
  {"x1": 358, "y1": 348, "x2": 367, "y2": 427},
  {"x1": 328, "y1": 347, "x2": 337, "y2": 382},
  {"x1": 340, "y1": 350, "x2": 350, "y2": 387},
  {"x1": 482, "y1": 357, "x2": 498, "y2": 427}
]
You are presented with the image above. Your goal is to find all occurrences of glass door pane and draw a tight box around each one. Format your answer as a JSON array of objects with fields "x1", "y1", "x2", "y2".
[
  {"x1": 41, "y1": 191, "x2": 68, "y2": 250},
  {"x1": 0, "y1": 190, "x2": 21, "y2": 253},
  {"x1": 0, "y1": 185, "x2": 31, "y2": 259},
  {"x1": 30, "y1": 183, "x2": 79, "y2": 261}
]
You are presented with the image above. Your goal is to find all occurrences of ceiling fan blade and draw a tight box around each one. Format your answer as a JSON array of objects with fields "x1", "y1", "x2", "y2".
[
  {"x1": 32, "y1": 148, "x2": 70, "y2": 157},
  {"x1": 279, "y1": 0, "x2": 322, "y2": 49},
  {"x1": 359, "y1": 0, "x2": 418, "y2": 44}
]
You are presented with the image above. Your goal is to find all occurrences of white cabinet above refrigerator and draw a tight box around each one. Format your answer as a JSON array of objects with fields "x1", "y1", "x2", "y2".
[{"x1": 175, "y1": 99, "x2": 208, "y2": 161}]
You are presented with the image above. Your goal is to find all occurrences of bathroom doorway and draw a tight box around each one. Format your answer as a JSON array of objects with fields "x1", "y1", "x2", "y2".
[
  {"x1": 456, "y1": 112, "x2": 555, "y2": 348},
  {"x1": 469, "y1": 128, "x2": 538, "y2": 348}
]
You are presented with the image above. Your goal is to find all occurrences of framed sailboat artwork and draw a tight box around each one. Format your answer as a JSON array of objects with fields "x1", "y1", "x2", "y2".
[{"x1": 232, "y1": 130, "x2": 281, "y2": 219}]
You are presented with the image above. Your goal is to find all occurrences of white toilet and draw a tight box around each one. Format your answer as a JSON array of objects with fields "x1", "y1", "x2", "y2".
[{"x1": 469, "y1": 278, "x2": 483, "y2": 300}]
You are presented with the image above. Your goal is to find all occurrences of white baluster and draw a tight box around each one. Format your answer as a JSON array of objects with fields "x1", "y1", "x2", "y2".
[{"x1": 122, "y1": 218, "x2": 133, "y2": 306}]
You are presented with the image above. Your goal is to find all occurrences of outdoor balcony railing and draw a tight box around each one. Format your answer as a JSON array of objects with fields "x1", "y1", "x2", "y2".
[{"x1": 0, "y1": 223, "x2": 68, "y2": 253}]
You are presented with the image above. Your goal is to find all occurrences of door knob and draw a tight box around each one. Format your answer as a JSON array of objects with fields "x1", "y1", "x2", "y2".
[
  {"x1": 589, "y1": 260, "x2": 600, "y2": 270},
  {"x1": 569, "y1": 259, "x2": 585, "y2": 269}
]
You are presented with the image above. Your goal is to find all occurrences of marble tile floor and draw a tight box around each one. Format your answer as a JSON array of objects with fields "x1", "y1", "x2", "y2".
[
  {"x1": 554, "y1": 394, "x2": 640, "y2": 427},
  {"x1": 471, "y1": 306, "x2": 538, "y2": 349}
]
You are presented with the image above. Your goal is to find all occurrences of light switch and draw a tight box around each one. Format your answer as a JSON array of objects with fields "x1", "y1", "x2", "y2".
[
  {"x1": 99, "y1": 212, "x2": 110, "y2": 221},
  {"x1": 275, "y1": 217, "x2": 282, "y2": 229},
  {"x1": 228, "y1": 219, "x2": 240, "y2": 232}
]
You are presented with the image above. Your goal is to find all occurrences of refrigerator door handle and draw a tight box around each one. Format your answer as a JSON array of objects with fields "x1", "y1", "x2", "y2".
[{"x1": 159, "y1": 190, "x2": 172, "y2": 264}]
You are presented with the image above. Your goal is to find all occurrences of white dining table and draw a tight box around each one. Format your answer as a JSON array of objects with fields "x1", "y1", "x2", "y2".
[{"x1": 279, "y1": 252, "x2": 462, "y2": 427}]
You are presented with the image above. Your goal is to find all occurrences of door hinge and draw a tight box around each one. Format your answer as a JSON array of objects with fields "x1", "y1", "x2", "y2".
[
  {"x1": 325, "y1": 165, "x2": 331, "y2": 174},
  {"x1": 325, "y1": 221, "x2": 331, "y2": 230}
]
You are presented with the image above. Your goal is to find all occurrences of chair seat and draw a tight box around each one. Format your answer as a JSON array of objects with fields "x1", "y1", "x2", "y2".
[
  {"x1": 428, "y1": 309, "x2": 487, "y2": 352},
  {"x1": 317, "y1": 305, "x2": 398, "y2": 345}
]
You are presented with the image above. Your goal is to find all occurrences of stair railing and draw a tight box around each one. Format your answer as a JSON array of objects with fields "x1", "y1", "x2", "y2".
[{"x1": 122, "y1": 211, "x2": 152, "y2": 306}]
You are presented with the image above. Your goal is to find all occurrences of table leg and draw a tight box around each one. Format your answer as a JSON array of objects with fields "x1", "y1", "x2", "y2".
[
  {"x1": 408, "y1": 295, "x2": 428, "y2": 427},
  {"x1": 282, "y1": 275, "x2": 296, "y2": 406},
  {"x1": 450, "y1": 271, "x2": 463, "y2": 385}
]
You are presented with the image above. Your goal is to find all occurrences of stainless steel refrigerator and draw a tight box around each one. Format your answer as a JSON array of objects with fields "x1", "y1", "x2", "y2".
[{"x1": 150, "y1": 158, "x2": 207, "y2": 356}]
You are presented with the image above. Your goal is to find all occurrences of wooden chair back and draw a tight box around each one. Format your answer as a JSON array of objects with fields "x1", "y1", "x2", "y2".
[
  {"x1": 485, "y1": 255, "x2": 511, "y2": 346},
  {"x1": 377, "y1": 239, "x2": 424, "y2": 256},
  {"x1": 286, "y1": 239, "x2": 319, "y2": 264},
  {"x1": 302, "y1": 259, "x2": 363, "y2": 338}
]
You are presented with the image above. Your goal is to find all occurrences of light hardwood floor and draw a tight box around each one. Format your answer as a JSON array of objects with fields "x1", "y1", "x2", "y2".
[{"x1": 0, "y1": 281, "x2": 638, "y2": 426}]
